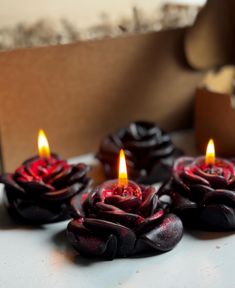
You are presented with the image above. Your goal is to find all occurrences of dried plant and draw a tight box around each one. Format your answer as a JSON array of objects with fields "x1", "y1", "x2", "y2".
[{"x1": 0, "y1": 3, "x2": 201, "y2": 51}]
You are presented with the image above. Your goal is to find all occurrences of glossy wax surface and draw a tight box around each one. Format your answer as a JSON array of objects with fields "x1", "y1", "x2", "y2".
[{"x1": 0, "y1": 132, "x2": 235, "y2": 288}]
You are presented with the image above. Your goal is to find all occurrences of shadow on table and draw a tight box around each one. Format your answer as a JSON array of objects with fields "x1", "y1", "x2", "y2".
[{"x1": 186, "y1": 229, "x2": 234, "y2": 240}]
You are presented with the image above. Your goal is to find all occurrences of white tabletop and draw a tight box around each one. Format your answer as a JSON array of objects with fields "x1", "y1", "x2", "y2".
[{"x1": 0, "y1": 131, "x2": 234, "y2": 288}]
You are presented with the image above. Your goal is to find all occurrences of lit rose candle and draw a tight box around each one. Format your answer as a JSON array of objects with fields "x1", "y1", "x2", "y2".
[
  {"x1": 67, "y1": 149, "x2": 183, "y2": 260},
  {"x1": 159, "y1": 139, "x2": 235, "y2": 230},
  {"x1": 0, "y1": 129, "x2": 90, "y2": 224}
]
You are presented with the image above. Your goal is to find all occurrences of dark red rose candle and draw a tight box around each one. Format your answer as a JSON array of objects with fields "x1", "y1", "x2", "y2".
[
  {"x1": 0, "y1": 129, "x2": 90, "y2": 224},
  {"x1": 159, "y1": 139, "x2": 235, "y2": 230},
  {"x1": 97, "y1": 121, "x2": 183, "y2": 184},
  {"x1": 67, "y1": 149, "x2": 183, "y2": 260}
]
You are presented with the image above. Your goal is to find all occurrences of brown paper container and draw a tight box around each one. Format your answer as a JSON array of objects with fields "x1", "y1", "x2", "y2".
[
  {"x1": 195, "y1": 66, "x2": 235, "y2": 156},
  {"x1": 0, "y1": 30, "x2": 204, "y2": 172},
  {"x1": 0, "y1": 0, "x2": 233, "y2": 171}
]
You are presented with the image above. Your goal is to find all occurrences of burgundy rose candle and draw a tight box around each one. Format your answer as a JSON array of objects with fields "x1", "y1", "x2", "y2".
[
  {"x1": 159, "y1": 139, "x2": 235, "y2": 230},
  {"x1": 0, "y1": 129, "x2": 90, "y2": 224},
  {"x1": 67, "y1": 149, "x2": 183, "y2": 260},
  {"x1": 97, "y1": 121, "x2": 183, "y2": 184}
]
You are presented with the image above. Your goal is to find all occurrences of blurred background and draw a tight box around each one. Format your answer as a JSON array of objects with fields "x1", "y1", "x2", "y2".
[{"x1": 0, "y1": 0, "x2": 206, "y2": 50}]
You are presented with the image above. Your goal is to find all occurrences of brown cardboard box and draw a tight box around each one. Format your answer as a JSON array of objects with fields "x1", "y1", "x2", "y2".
[
  {"x1": 195, "y1": 66, "x2": 235, "y2": 155},
  {"x1": 188, "y1": 0, "x2": 235, "y2": 156},
  {"x1": 0, "y1": 30, "x2": 204, "y2": 172},
  {"x1": 0, "y1": 0, "x2": 232, "y2": 171}
]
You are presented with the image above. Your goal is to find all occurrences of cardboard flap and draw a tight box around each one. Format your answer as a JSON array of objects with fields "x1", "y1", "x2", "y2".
[{"x1": 185, "y1": 0, "x2": 235, "y2": 70}]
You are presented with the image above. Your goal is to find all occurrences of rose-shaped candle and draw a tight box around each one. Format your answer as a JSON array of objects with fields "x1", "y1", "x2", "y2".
[
  {"x1": 0, "y1": 129, "x2": 90, "y2": 224},
  {"x1": 159, "y1": 139, "x2": 235, "y2": 230},
  {"x1": 97, "y1": 121, "x2": 182, "y2": 184},
  {"x1": 67, "y1": 149, "x2": 183, "y2": 260}
]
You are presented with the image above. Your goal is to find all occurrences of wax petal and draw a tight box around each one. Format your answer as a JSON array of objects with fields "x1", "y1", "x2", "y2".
[
  {"x1": 0, "y1": 174, "x2": 25, "y2": 194},
  {"x1": 42, "y1": 183, "x2": 83, "y2": 201},
  {"x1": 200, "y1": 204, "x2": 235, "y2": 230},
  {"x1": 202, "y1": 189, "x2": 235, "y2": 208},
  {"x1": 171, "y1": 189, "x2": 196, "y2": 208},
  {"x1": 105, "y1": 195, "x2": 141, "y2": 212},
  {"x1": 83, "y1": 218, "x2": 136, "y2": 257},
  {"x1": 138, "y1": 186, "x2": 158, "y2": 217},
  {"x1": 172, "y1": 172, "x2": 191, "y2": 195},
  {"x1": 49, "y1": 166, "x2": 73, "y2": 187},
  {"x1": 16, "y1": 180, "x2": 55, "y2": 194},
  {"x1": 69, "y1": 196, "x2": 83, "y2": 219},
  {"x1": 13, "y1": 199, "x2": 61, "y2": 224},
  {"x1": 182, "y1": 170, "x2": 210, "y2": 186},
  {"x1": 95, "y1": 201, "x2": 123, "y2": 212},
  {"x1": 138, "y1": 214, "x2": 183, "y2": 252},
  {"x1": 67, "y1": 220, "x2": 117, "y2": 259},
  {"x1": 134, "y1": 209, "x2": 165, "y2": 234},
  {"x1": 194, "y1": 169, "x2": 228, "y2": 188},
  {"x1": 189, "y1": 184, "x2": 214, "y2": 202},
  {"x1": 97, "y1": 210, "x2": 144, "y2": 228}
]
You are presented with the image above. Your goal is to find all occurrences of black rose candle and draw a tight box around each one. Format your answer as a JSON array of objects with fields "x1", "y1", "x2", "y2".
[
  {"x1": 159, "y1": 139, "x2": 235, "y2": 230},
  {"x1": 67, "y1": 149, "x2": 183, "y2": 260},
  {"x1": 97, "y1": 121, "x2": 182, "y2": 184},
  {"x1": 0, "y1": 130, "x2": 90, "y2": 224}
]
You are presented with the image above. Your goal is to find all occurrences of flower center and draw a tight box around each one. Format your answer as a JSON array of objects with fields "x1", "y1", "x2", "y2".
[
  {"x1": 101, "y1": 180, "x2": 142, "y2": 200},
  {"x1": 191, "y1": 157, "x2": 235, "y2": 182},
  {"x1": 202, "y1": 164, "x2": 224, "y2": 176}
]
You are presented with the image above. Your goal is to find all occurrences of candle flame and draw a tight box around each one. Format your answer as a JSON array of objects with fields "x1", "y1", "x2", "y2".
[
  {"x1": 205, "y1": 139, "x2": 215, "y2": 165},
  {"x1": 38, "y1": 129, "x2": 50, "y2": 159},
  {"x1": 118, "y1": 149, "x2": 128, "y2": 187}
]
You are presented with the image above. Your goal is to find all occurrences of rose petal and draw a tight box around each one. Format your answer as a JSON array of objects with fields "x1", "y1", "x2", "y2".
[
  {"x1": 138, "y1": 186, "x2": 158, "y2": 217},
  {"x1": 182, "y1": 170, "x2": 210, "y2": 186},
  {"x1": 228, "y1": 177, "x2": 235, "y2": 189},
  {"x1": 105, "y1": 195, "x2": 141, "y2": 212},
  {"x1": 202, "y1": 189, "x2": 235, "y2": 208},
  {"x1": 170, "y1": 191, "x2": 197, "y2": 211},
  {"x1": 173, "y1": 157, "x2": 194, "y2": 173},
  {"x1": 137, "y1": 214, "x2": 183, "y2": 252},
  {"x1": 67, "y1": 220, "x2": 117, "y2": 260},
  {"x1": 98, "y1": 210, "x2": 144, "y2": 228},
  {"x1": 200, "y1": 204, "x2": 235, "y2": 230},
  {"x1": 134, "y1": 209, "x2": 165, "y2": 234},
  {"x1": 69, "y1": 196, "x2": 83, "y2": 219},
  {"x1": 13, "y1": 199, "x2": 60, "y2": 224},
  {"x1": 194, "y1": 168, "x2": 228, "y2": 188},
  {"x1": 42, "y1": 182, "x2": 85, "y2": 201},
  {"x1": 15, "y1": 166, "x2": 35, "y2": 182},
  {"x1": 172, "y1": 172, "x2": 191, "y2": 195},
  {"x1": 95, "y1": 202, "x2": 123, "y2": 212},
  {"x1": 0, "y1": 174, "x2": 25, "y2": 195},
  {"x1": 189, "y1": 184, "x2": 214, "y2": 202},
  {"x1": 147, "y1": 144, "x2": 175, "y2": 158},
  {"x1": 83, "y1": 218, "x2": 136, "y2": 257},
  {"x1": 43, "y1": 163, "x2": 66, "y2": 182},
  {"x1": 18, "y1": 180, "x2": 55, "y2": 195},
  {"x1": 49, "y1": 166, "x2": 73, "y2": 187}
]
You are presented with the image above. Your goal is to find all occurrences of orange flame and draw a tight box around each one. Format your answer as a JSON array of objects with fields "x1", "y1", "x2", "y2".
[
  {"x1": 205, "y1": 139, "x2": 215, "y2": 165},
  {"x1": 118, "y1": 149, "x2": 128, "y2": 187},
  {"x1": 38, "y1": 129, "x2": 50, "y2": 159}
]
